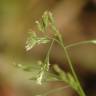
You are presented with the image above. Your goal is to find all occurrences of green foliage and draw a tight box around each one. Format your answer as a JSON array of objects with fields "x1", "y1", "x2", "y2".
[
  {"x1": 35, "y1": 12, "x2": 49, "y2": 32},
  {"x1": 15, "y1": 62, "x2": 59, "y2": 84},
  {"x1": 25, "y1": 32, "x2": 50, "y2": 51},
  {"x1": 53, "y1": 65, "x2": 78, "y2": 92},
  {"x1": 16, "y1": 11, "x2": 96, "y2": 96}
]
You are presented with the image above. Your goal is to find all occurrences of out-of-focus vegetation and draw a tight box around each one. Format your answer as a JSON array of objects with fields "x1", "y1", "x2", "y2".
[{"x1": 0, "y1": 0, "x2": 96, "y2": 96}]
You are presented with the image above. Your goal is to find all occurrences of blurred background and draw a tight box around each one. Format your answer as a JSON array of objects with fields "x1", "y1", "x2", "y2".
[{"x1": 0, "y1": 0, "x2": 96, "y2": 96}]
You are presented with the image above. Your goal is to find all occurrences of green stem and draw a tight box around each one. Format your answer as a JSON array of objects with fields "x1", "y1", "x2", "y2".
[
  {"x1": 52, "y1": 25, "x2": 86, "y2": 96},
  {"x1": 65, "y1": 40, "x2": 96, "y2": 49},
  {"x1": 44, "y1": 40, "x2": 54, "y2": 66},
  {"x1": 62, "y1": 43, "x2": 85, "y2": 96},
  {"x1": 60, "y1": 35, "x2": 85, "y2": 96},
  {"x1": 37, "y1": 40, "x2": 54, "y2": 85}
]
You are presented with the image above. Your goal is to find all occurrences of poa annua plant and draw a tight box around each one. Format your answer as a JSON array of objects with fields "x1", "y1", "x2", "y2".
[{"x1": 16, "y1": 11, "x2": 96, "y2": 96}]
